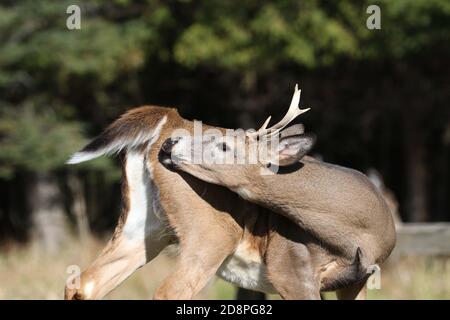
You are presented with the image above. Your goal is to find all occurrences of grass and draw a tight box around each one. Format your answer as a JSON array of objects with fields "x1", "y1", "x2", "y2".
[
  {"x1": 0, "y1": 237, "x2": 449, "y2": 299},
  {"x1": 368, "y1": 256, "x2": 450, "y2": 299}
]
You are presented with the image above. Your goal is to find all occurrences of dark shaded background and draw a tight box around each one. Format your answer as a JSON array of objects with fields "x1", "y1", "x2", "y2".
[{"x1": 0, "y1": 0, "x2": 449, "y2": 252}]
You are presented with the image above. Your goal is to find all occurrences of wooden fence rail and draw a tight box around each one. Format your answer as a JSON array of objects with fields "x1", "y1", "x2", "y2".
[{"x1": 393, "y1": 223, "x2": 450, "y2": 256}]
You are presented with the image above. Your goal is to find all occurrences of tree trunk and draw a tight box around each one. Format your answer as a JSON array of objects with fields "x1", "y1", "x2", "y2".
[
  {"x1": 28, "y1": 172, "x2": 68, "y2": 253},
  {"x1": 68, "y1": 173, "x2": 90, "y2": 242},
  {"x1": 403, "y1": 115, "x2": 428, "y2": 222}
]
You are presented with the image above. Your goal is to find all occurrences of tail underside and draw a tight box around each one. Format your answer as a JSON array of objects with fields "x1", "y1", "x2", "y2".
[{"x1": 66, "y1": 106, "x2": 168, "y2": 164}]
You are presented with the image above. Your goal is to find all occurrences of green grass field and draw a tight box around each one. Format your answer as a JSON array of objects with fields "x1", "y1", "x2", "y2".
[{"x1": 1, "y1": 237, "x2": 449, "y2": 300}]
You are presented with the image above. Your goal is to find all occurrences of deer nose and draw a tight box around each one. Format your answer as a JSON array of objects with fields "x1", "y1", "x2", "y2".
[{"x1": 161, "y1": 137, "x2": 180, "y2": 153}]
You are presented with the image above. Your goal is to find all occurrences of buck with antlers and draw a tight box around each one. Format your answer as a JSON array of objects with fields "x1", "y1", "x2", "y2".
[
  {"x1": 163, "y1": 85, "x2": 396, "y2": 297},
  {"x1": 64, "y1": 86, "x2": 395, "y2": 300}
]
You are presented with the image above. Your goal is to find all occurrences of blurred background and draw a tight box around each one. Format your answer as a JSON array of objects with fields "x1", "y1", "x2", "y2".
[{"x1": 0, "y1": 0, "x2": 449, "y2": 299}]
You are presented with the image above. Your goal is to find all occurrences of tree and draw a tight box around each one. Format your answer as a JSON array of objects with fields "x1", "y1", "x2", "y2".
[{"x1": 0, "y1": 0, "x2": 449, "y2": 249}]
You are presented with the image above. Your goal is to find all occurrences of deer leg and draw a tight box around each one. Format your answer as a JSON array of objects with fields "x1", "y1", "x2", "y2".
[
  {"x1": 268, "y1": 263, "x2": 321, "y2": 300},
  {"x1": 65, "y1": 151, "x2": 172, "y2": 300},
  {"x1": 268, "y1": 269, "x2": 321, "y2": 299},
  {"x1": 153, "y1": 254, "x2": 221, "y2": 299},
  {"x1": 65, "y1": 232, "x2": 170, "y2": 300},
  {"x1": 154, "y1": 231, "x2": 238, "y2": 300},
  {"x1": 265, "y1": 235, "x2": 321, "y2": 300},
  {"x1": 336, "y1": 281, "x2": 367, "y2": 300}
]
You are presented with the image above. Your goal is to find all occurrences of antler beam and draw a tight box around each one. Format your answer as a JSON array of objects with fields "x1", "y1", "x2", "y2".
[{"x1": 247, "y1": 84, "x2": 310, "y2": 141}]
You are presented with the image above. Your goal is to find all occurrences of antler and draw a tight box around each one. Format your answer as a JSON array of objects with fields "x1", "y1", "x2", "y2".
[{"x1": 247, "y1": 84, "x2": 310, "y2": 141}]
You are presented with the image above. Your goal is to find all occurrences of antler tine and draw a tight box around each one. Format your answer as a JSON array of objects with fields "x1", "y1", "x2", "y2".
[
  {"x1": 247, "y1": 84, "x2": 310, "y2": 140},
  {"x1": 258, "y1": 116, "x2": 272, "y2": 131}
]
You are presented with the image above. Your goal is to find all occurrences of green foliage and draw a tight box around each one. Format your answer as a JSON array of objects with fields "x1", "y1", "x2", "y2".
[
  {"x1": 0, "y1": 103, "x2": 84, "y2": 177},
  {"x1": 373, "y1": 0, "x2": 450, "y2": 58},
  {"x1": 0, "y1": 0, "x2": 169, "y2": 89},
  {"x1": 173, "y1": 0, "x2": 449, "y2": 70},
  {"x1": 0, "y1": 0, "x2": 172, "y2": 176},
  {"x1": 0, "y1": 0, "x2": 448, "y2": 177}
]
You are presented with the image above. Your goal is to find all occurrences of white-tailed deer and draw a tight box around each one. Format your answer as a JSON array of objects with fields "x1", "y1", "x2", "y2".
[
  {"x1": 65, "y1": 89, "x2": 394, "y2": 300},
  {"x1": 163, "y1": 85, "x2": 397, "y2": 298}
]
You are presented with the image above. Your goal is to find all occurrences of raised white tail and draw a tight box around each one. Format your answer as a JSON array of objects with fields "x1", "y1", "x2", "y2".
[{"x1": 67, "y1": 111, "x2": 167, "y2": 164}]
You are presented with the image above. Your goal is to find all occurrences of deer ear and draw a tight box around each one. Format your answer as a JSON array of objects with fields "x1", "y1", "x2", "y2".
[
  {"x1": 276, "y1": 133, "x2": 315, "y2": 166},
  {"x1": 279, "y1": 124, "x2": 305, "y2": 139}
]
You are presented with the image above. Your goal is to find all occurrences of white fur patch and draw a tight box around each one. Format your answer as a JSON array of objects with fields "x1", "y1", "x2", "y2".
[
  {"x1": 235, "y1": 187, "x2": 254, "y2": 200},
  {"x1": 217, "y1": 240, "x2": 275, "y2": 294},
  {"x1": 66, "y1": 116, "x2": 167, "y2": 164},
  {"x1": 66, "y1": 150, "x2": 106, "y2": 164},
  {"x1": 122, "y1": 152, "x2": 165, "y2": 242},
  {"x1": 121, "y1": 117, "x2": 166, "y2": 242}
]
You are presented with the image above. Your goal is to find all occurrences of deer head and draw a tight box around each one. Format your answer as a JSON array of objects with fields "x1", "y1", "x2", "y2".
[{"x1": 162, "y1": 85, "x2": 315, "y2": 189}]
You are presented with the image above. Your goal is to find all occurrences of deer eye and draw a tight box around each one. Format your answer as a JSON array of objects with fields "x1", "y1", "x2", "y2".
[{"x1": 217, "y1": 142, "x2": 230, "y2": 152}]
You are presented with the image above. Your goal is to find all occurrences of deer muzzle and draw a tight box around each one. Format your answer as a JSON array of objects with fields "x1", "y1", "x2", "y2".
[{"x1": 161, "y1": 137, "x2": 180, "y2": 154}]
